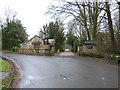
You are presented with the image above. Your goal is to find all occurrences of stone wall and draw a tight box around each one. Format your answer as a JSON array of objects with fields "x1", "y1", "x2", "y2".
[
  {"x1": 18, "y1": 49, "x2": 46, "y2": 55},
  {"x1": 83, "y1": 45, "x2": 96, "y2": 53},
  {"x1": 78, "y1": 45, "x2": 96, "y2": 53},
  {"x1": 18, "y1": 49, "x2": 55, "y2": 55}
]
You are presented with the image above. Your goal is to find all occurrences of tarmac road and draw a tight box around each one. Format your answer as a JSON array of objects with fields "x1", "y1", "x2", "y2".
[{"x1": 2, "y1": 52, "x2": 118, "y2": 88}]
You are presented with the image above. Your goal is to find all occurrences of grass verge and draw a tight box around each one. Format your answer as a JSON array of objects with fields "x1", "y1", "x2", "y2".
[
  {"x1": 1, "y1": 73, "x2": 13, "y2": 89},
  {"x1": 0, "y1": 58, "x2": 12, "y2": 89},
  {"x1": 0, "y1": 58, "x2": 10, "y2": 72}
]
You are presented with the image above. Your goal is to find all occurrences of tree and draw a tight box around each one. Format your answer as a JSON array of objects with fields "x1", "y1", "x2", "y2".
[
  {"x1": 66, "y1": 30, "x2": 76, "y2": 48},
  {"x1": 116, "y1": 1, "x2": 120, "y2": 33},
  {"x1": 66, "y1": 27, "x2": 80, "y2": 52},
  {"x1": 105, "y1": 2, "x2": 117, "y2": 53},
  {"x1": 1, "y1": 9, "x2": 28, "y2": 50},
  {"x1": 42, "y1": 24, "x2": 48, "y2": 39},
  {"x1": 47, "y1": 1, "x2": 105, "y2": 41},
  {"x1": 73, "y1": 39, "x2": 79, "y2": 52},
  {"x1": 0, "y1": 18, "x2": 2, "y2": 50},
  {"x1": 47, "y1": 1, "x2": 119, "y2": 54},
  {"x1": 42, "y1": 20, "x2": 65, "y2": 52},
  {"x1": 2, "y1": 19, "x2": 28, "y2": 50},
  {"x1": 116, "y1": 1, "x2": 120, "y2": 52}
]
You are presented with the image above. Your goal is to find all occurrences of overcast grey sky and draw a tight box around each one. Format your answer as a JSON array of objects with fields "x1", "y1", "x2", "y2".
[
  {"x1": 0, "y1": 0, "x2": 55, "y2": 39},
  {"x1": 0, "y1": 0, "x2": 119, "y2": 39}
]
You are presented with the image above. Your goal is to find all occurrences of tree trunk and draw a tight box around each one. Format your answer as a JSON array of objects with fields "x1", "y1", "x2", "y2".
[
  {"x1": 88, "y1": 2, "x2": 93, "y2": 40},
  {"x1": 92, "y1": 2, "x2": 98, "y2": 41},
  {"x1": 83, "y1": 4, "x2": 90, "y2": 40},
  {"x1": 105, "y1": 2, "x2": 117, "y2": 53},
  {"x1": 118, "y1": 2, "x2": 120, "y2": 41}
]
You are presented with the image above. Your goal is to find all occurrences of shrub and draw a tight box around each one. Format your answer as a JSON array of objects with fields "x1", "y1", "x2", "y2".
[
  {"x1": 88, "y1": 52, "x2": 94, "y2": 57},
  {"x1": 35, "y1": 48, "x2": 40, "y2": 53},
  {"x1": 46, "y1": 51, "x2": 51, "y2": 55},
  {"x1": 95, "y1": 52, "x2": 104, "y2": 58},
  {"x1": 80, "y1": 52, "x2": 87, "y2": 56},
  {"x1": 11, "y1": 47, "x2": 19, "y2": 52},
  {"x1": 35, "y1": 48, "x2": 40, "y2": 51},
  {"x1": 109, "y1": 54, "x2": 120, "y2": 60}
]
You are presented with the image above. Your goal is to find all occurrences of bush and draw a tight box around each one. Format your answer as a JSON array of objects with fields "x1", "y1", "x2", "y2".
[
  {"x1": 109, "y1": 54, "x2": 120, "y2": 60},
  {"x1": 79, "y1": 52, "x2": 104, "y2": 58},
  {"x1": 11, "y1": 47, "x2": 19, "y2": 52},
  {"x1": 95, "y1": 52, "x2": 104, "y2": 58},
  {"x1": 88, "y1": 52, "x2": 94, "y2": 57},
  {"x1": 79, "y1": 52, "x2": 87, "y2": 56},
  {"x1": 35, "y1": 48, "x2": 40, "y2": 51},
  {"x1": 11, "y1": 47, "x2": 14, "y2": 51},
  {"x1": 46, "y1": 51, "x2": 51, "y2": 55},
  {"x1": 35, "y1": 48, "x2": 40, "y2": 53}
]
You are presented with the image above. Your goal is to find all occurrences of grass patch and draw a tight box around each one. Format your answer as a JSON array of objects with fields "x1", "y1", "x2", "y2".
[
  {"x1": 0, "y1": 58, "x2": 12, "y2": 89},
  {"x1": 0, "y1": 58, "x2": 10, "y2": 72},
  {"x1": 2, "y1": 73, "x2": 13, "y2": 88}
]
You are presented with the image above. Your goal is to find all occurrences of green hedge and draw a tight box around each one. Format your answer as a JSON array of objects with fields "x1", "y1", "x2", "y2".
[
  {"x1": 79, "y1": 52, "x2": 87, "y2": 56},
  {"x1": 88, "y1": 52, "x2": 94, "y2": 57},
  {"x1": 79, "y1": 52, "x2": 104, "y2": 58},
  {"x1": 95, "y1": 52, "x2": 104, "y2": 58},
  {"x1": 11, "y1": 47, "x2": 20, "y2": 52}
]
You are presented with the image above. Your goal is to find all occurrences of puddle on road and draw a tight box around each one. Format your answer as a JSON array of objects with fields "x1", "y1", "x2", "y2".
[
  {"x1": 27, "y1": 76, "x2": 34, "y2": 79},
  {"x1": 63, "y1": 77, "x2": 67, "y2": 80},
  {"x1": 21, "y1": 74, "x2": 68, "y2": 81},
  {"x1": 101, "y1": 77, "x2": 105, "y2": 80},
  {"x1": 22, "y1": 75, "x2": 34, "y2": 80},
  {"x1": 59, "y1": 75, "x2": 67, "y2": 80}
]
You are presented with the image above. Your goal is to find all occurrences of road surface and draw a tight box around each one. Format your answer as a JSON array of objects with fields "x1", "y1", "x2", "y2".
[{"x1": 2, "y1": 52, "x2": 118, "y2": 88}]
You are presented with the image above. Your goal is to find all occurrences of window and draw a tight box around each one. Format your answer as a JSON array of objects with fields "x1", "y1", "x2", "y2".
[
  {"x1": 39, "y1": 44, "x2": 40, "y2": 48},
  {"x1": 44, "y1": 39, "x2": 49, "y2": 45},
  {"x1": 34, "y1": 44, "x2": 38, "y2": 49}
]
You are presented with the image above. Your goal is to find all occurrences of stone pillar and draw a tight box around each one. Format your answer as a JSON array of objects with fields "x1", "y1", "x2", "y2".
[
  {"x1": 83, "y1": 45, "x2": 86, "y2": 52},
  {"x1": 93, "y1": 45, "x2": 96, "y2": 52},
  {"x1": 51, "y1": 46, "x2": 55, "y2": 54}
]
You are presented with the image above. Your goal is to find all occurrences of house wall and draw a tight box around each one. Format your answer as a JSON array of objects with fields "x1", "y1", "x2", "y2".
[
  {"x1": 25, "y1": 36, "x2": 43, "y2": 49},
  {"x1": 20, "y1": 35, "x2": 55, "y2": 54},
  {"x1": 83, "y1": 45, "x2": 96, "y2": 53},
  {"x1": 78, "y1": 45, "x2": 96, "y2": 53}
]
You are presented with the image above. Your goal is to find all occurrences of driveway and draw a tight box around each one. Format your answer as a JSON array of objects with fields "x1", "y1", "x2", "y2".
[
  {"x1": 2, "y1": 52, "x2": 118, "y2": 88},
  {"x1": 59, "y1": 52, "x2": 74, "y2": 57}
]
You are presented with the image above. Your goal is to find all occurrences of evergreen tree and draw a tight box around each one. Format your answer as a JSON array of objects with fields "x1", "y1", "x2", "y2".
[
  {"x1": 2, "y1": 19, "x2": 28, "y2": 50},
  {"x1": 42, "y1": 21, "x2": 65, "y2": 52}
]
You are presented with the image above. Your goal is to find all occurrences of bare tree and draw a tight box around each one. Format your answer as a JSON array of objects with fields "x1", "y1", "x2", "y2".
[
  {"x1": 105, "y1": 2, "x2": 117, "y2": 53},
  {"x1": 4, "y1": 7, "x2": 17, "y2": 23},
  {"x1": 47, "y1": 0, "x2": 105, "y2": 41}
]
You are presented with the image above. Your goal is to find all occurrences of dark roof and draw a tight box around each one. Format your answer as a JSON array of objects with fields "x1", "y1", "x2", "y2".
[
  {"x1": 29, "y1": 35, "x2": 40, "y2": 41},
  {"x1": 26, "y1": 35, "x2": 40, "y2": 43}
]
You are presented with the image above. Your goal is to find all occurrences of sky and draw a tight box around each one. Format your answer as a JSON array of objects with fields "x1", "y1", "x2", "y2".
[
  {"x1": 0, "y1": 0, "x2": 119, "y2": 40},
  {"x1": 0, "y1": 0, "x2": 55, "y2": 39}
]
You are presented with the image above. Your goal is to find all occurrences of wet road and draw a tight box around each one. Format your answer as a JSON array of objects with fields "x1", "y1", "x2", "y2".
[{"x1": 2, "y1": 52, "x2": 118, "y2": 88}]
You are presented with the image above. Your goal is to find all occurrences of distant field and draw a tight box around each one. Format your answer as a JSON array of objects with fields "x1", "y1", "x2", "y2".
[{"x1": 0, "y1": 58, "x2": 10, "y2": 72}]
